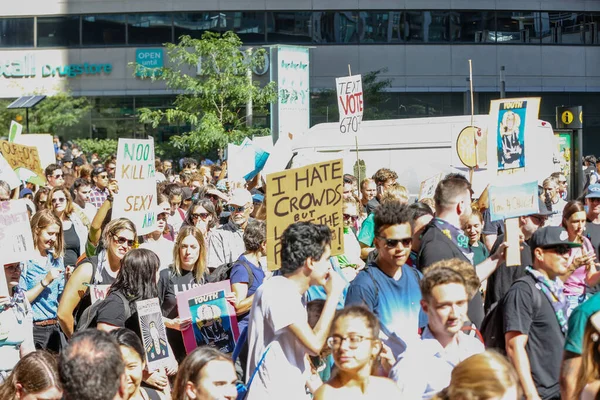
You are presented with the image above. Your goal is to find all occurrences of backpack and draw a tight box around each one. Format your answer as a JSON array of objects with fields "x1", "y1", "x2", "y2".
[
  {"x1": 75, "y1": 291, "x2": 132, "y2": 332},
  {"x1": 208, "y1": 258, "x2": 254, "y2": 288},
  {"x1": 480, "y1": 275, "x2": 543, "y2": 354}
]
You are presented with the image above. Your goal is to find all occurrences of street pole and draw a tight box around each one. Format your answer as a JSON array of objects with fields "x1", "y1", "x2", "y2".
[{"x1": 500, "y1": 66, "x2": 506, "y2": 99}]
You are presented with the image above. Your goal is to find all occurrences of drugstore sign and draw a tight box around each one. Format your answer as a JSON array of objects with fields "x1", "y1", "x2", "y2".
[{"x1": 0, "y1": 54, "x2": 112, "y2": 79}]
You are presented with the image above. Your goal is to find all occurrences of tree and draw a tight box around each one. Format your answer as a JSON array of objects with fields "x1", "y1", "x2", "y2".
[
  {"x1": 136, "y1": 32, "x2": 278, "y2": 154},
  {"x1": 0, "y1": 92, "x2": 90, "y2": 134}
]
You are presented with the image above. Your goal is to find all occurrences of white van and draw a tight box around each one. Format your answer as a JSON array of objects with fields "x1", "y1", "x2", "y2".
[{"x1": 290, "y1": 115, "x2": 558, "y2": 199}]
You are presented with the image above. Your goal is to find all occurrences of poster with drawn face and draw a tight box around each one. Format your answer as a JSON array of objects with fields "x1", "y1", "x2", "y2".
[
  {"x1": 497, "y1": 101, "x2": 527, "y2": 170},
  {"x1": 188, "y1": 290, "x2": 236, "y2": 354},
  {"x1": 136, "y1": 298, "x2": 170, "y2": 371}
]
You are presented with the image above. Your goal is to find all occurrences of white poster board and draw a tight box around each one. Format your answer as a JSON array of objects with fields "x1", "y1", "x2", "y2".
[
  {"x1": 113, "y1": 138, "x2": 157, "y2": 235},
  {"x1": 0, "y1": 200, "x2": 36, "y2": 264},
  {"x1": 0, "y1": 153, "x2": 21, "y2": 189},
  {"x1": 336, "y1": 74, "x2": 363, "y2": 134},
  {"x1": 15, "y1": 134, "x2": 55, "y2": 169},
  {"x1": 136, "y1": 298, "x2": 170, "y2": 371}
]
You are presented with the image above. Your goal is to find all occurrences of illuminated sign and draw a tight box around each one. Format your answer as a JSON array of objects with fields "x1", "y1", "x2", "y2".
[{"x1": 0, "y1": 54, "x2": 112, "y2": 79}]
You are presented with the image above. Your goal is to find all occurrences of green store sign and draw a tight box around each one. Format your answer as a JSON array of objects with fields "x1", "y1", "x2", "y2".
[{"x1": 0, "y1": 54, "x2": 112, "y2": 78}]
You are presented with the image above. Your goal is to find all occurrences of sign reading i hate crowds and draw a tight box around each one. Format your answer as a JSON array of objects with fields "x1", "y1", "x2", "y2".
[
  {"x1": 113, "y1": 138, "x2": 157, "y2": 235},
  {"x1": 336, "y1": 74, "x2": 364, "y2": 134},
  {"x1": 266, "y1": 159, "x2": 344, "y2": 270}
]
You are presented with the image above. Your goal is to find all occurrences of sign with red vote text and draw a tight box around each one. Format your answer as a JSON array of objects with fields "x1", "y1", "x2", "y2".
[
  {"x1": 113, "y1": 138, "x2": 157, "y2": 235},
  {"x1": 336, "y1": 74, "x2": 364, "y2": 134}
]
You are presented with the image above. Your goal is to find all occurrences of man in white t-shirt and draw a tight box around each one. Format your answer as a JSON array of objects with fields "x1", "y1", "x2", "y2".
[{"x1": 246, "y1": 222, "x2": 345, "y2": 400}]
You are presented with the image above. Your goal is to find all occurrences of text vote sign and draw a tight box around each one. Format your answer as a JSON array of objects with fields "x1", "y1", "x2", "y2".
[
  {"x1": 488, "y1": 181, "x2": 539, "y2": 221},
  {"x1": 0, "y1": 140, "x2": 45, "y2": 180},
  {"x1": 266, "y1": 159, "x2": 345, "y2": 270},
  {"x1": 113, "y1": 138, "x2": 157, "y2": 235},
  {"x1": 0, "y1": 200, "x2": 36, "y2": 264},
  {"x1": 336, "y1": 74, "x2": 364, "y2": 134}
]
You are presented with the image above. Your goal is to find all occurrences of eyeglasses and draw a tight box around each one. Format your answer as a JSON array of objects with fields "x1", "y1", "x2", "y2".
[
  {"x1": 157, "y1": 213, "x2": 168, "y2": 221},
  {"x1": 343, "y1": 214, "x2": 359, "y2": 222},
  {"x1": 529, "y1": 215, "x2": 547, "y2": 225},
  {"x1": 192, "y1": 212, "x2": 210, "y2": 220},
  {"x1": 590, "y1": 198, "x2": 600, "y2": 204},
  {"x1": 4, "y1": 263, "x2": 20, "y2": 272},
  {"x1": 51, "y1": 197, "x2": 66, "y2": 204},
  {"x1": 98, "y1": 174, "x2": 108, "y2": 179},
  {"x1": 113, "y1": 236, "x2": 135, "y2": 247},
  {"x1": 377, "y1": 236, "x2": 412, "y2": 248},
  {"x1": 52, "y1": 173, "x2": 63, "y2": 179},
  {"x1": 229, "y1": 205, "x2": 247, "y2": 213},
  {"x1": 327, "y1": 334, "x2": 375, "y2": 349},
  {"x1": 543, "y1": 245, "x2": 571, "y2": 256}
]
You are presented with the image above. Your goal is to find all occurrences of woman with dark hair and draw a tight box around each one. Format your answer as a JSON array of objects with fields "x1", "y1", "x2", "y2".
[
  {"x1": 183, "y1": 198, "x2": 218, "y2": 239},
  {"x1": 0, "y1": 351, "x2": 62, "y2": 399},
  {"x1": 33, "y1": 187, "x2": 50, "y2": 212},
  {"x1": 172, "y1": 347, "x2": 237, "y2": 400},
  {"x1": 110, "y1": 328, "x2": 161, "y2": 400}
]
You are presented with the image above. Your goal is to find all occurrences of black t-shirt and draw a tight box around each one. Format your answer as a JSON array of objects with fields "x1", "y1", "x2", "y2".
[
  {"x1": 502, "y1": 275, "x2": 564, "y2": 399},
  {"x1": 418, "y1": 222, "x2": 485, "y2": 328},
  {"x1": 97, "y1": 291, "x2": 141, "y2": 338},
  {"x1": 584, "y1": 221, "x2": 600, "y2": 295},
  {"x1": 484, "y1": 235, "x2": 531, "y2": 313},
  {"x1": 63, "y1": 224, "x2": 80, "y2": 267},
  {"x1": 482, "y1": 208, "x2": 505, "y2": 236}
]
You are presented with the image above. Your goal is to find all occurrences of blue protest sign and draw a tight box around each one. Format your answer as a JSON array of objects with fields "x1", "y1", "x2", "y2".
[{"x1": 488, "y1": 181, "x2": 539, "y2": 222}]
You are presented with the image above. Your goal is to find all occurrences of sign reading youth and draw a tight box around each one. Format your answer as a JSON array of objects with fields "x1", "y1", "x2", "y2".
[
  {"x1": 113, "y1": 138, "x2": 157, "y2": 235},
  {"x1": 336, "y1": 74, "x2": 363, "y2": 134}
]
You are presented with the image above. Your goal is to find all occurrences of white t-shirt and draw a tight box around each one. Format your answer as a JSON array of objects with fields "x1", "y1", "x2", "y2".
[{"x1": 246, "y1": 276, "x2": 310, "y2": 400}]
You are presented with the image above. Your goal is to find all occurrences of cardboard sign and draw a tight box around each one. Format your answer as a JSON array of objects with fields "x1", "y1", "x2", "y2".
[
  {"x1": 15, "y1": 134, "x2": 55, "y2": 170},
  {"x1": 0, "y1": 140, "x2": 45, "y2": 179},
  {"x1": 137, "y1": 298, "x2": 170, "y2": 371},
  {"x1": 176, "y1": 281, "x2": 239, "y2": 355},
  {"x1": 505, "y1": 218, "x2": 521, "y2": 267},
  {"x1": 8, "y1": 121, "x2": 22, "y2": 142},
  {"x1": 113, "y1": 138, "x2": 157, "y2": 235},
  {"x1": 266, "y1": 159, "x2": 344, "y2": 270},
  {"x1": 0, "y1": 153, "x2": 21, "y2": 189},
  {"x1": 336, "y1": 74, "x2": 363, "y2": 134},
  {"x1": 419, "y1": 173, "x2": 442, "y2": 200},
  {"x1": 488, "y1": 181, "x2": 539, "y2": 222},
  {"x1": 89, "y1": 284, "x2": 110, "y2": 305},
  {"x1": 0, "y1": 200, "x2": 36, "y2": 264}
]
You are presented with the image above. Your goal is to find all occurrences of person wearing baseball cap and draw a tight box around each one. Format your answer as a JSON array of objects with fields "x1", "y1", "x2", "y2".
[
  {"x1": 207, "y1": 188, "x2": 254, "y2": 270},
  {"x1": 503, "y1": 226, "x2": 581, "y2": 400}
]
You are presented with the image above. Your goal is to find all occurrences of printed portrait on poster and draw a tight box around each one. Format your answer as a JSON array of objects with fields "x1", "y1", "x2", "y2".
[
  {"x1": 136, "y1": 298, "x2": 170, "y2": 370},
  {"x1": 497, "y1": 101, "x2": 527, "y2": 170},
  {"x1": 188, "y1": 290, "x2": 236, "y2": 353}
]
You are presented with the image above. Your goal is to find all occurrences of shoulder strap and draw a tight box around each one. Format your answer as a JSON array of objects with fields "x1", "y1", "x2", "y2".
[
  {"x1": 247, "y1": 345, "x2": 271, "y2": 390},
  {"x1": 113, "y1": 291, "x2": 133, "y2": 320},
  {"x1": 516, "y1": 275, "x2": 543, "y2": 312},
  {"x1": 238, "y1": 258, "x2": 254, "y2": 288}
]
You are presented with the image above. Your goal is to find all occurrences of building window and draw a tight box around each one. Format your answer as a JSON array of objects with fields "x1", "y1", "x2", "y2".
[
  {"x1": 0, "y1": 18, "x2": 34, "y2": 47},
  {"x1": 174, "y1": 12, "x2": 219, "y2": 40},
  {"x1": 267, "y1": 12, "x2": 312, "y2": 43},
  {"x1": 313, "y1": 12, "x2": 360, "y2": 43},
  {"x1": 82, "y1": 15, "x2": 126, "y2": 46},
  {"x1": 216, "y1": 12, "x2": 265, "y2": 43},
  {"x1": 127, "y1": 13, "x2": 173, "y2": 45},
  {"x1": 450, "y1": 12, "x2": 495, "y2": 43},
  {"x1": 360, "y1": 12, "x2": 402, "y2": 43},
  {"x1": 37, "y1": 16, "x2": 80, "y2": 47},
  {"x1": 541, "y1": 12, "x2": 586, "y2": 44},
  {"x1": 494, "y1": 12, "x2": 541, "y2": 43}
]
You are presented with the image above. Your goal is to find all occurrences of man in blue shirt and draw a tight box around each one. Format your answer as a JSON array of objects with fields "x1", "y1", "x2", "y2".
[{"x1": 345, "y1": 201, "x2": 426, "y2": 357}]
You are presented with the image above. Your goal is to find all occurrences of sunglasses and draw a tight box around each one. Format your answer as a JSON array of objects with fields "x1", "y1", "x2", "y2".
[
  {"x1": 377, "y1": 236, "x2": 412, "y2": 248},
  {"x1": 343, "y1": 214, "x2": 358, "y2": 222},
  {"x1": 543, "y1": 245, "x2": 571, "y2": 256},
  {"x1": 113, "y1": 236, "x2": 135, "y2": 247},
  {"x1": 192, "y1": 213, "x2": 210, "y2": 220},
  {"x1": 98, "y1": 174, "x2": 109, "y2": 179},
  {"x1": 229, "y1": 205, "x2": 247, "y2": 213},
  {"x1": 51, "y1": 197, "x2": 66, "y2": 204},
  {"x1": 157, "y1": 213, "x2": 168, "y2": 221},
  {"x1": 52, "y1": 174, "x2": 63, "y2": 179}
]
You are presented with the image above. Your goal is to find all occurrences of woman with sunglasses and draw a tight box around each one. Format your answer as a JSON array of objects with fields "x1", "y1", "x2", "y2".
[
  {"x1": 20, "y1": 210, "x2": 66, "y2": 352},
  {"x1": 58, "y1": 218, "x2": 137, "y2": 339},
  {"x1": 314, "y1": 306, "x2": 401, "y2": 399},
  {"x1": 33, "y1": 187, "x2": 50, "y2": 212},
  {"x1": 158, "y1": 226, "x2": 208, "y2": 363},
  {"x1": 561, "y1": 201, "x2": 598, "y2": 316},
  {"x1": 0, "y1": 262, "x2": 35, "y2": 376},
  {"x1": 140, "y1": 196, "x2": 175, "y2": 272},
  {"x1": 183, "y1": 198, "x2": 218, "y2": 239},
  {"x1": 47, "y1": 187, "x2": 88, "y2": 271}
]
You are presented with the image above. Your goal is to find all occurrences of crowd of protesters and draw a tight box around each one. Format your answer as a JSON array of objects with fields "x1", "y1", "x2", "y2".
[{"x1": 3, "y1": 137, "x2": 600, "y2": 400}]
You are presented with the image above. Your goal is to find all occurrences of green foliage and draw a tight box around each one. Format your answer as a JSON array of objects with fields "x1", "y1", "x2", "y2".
[
  {"x1": 134, "y1": 31, "x2": 278, "y2": 154},
  {"x1": 0, "y1": 92, "x2": 90, "y2": 135},
  {"x1": 73, "y1": 138, "x2": 118, "y2": 160}
]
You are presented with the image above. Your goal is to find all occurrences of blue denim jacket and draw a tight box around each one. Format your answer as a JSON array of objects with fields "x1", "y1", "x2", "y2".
[{"x1": 19, "y1": 251, "x2": 65, "y2": 322}]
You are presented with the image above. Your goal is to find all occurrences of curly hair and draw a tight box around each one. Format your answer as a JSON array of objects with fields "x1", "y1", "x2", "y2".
[
  {"x1": 372, "y1": 168, "x2": 398, "y2": 186},
  {"x1": 280, "y1": 222, "x2": 331, "y2": 275},
  {"x1": 373, "y1": 200, "x2": 409, "y2": 237}
]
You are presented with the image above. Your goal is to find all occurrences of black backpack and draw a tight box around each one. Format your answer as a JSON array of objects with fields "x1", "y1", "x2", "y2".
[
  {"x1": 480, "y1": 275, "x2": 542, "y2": 354},
  {"x1": 208, "y1": 258, "x2": 254, "y2": 288},
  {"x1": 75, "y1": 291, "x2": 132, "y2": 332}
]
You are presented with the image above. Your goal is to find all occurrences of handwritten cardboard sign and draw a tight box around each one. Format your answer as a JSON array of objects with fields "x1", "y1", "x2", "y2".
[
  {"x1": 0, "y1": 140, "x2": 45, "y2": 180},
  {"x1": 137, "y1": 298, "x2": 170, "y2": 371},
  {"x1": 266, "y1": 159, "x2": 344, "y2": 270},
  {"x1": 15, "y1": 134, "x2": 56, "y2": 170},
  {"x1": 0, "y1": 153, "x2": 21, "y2": 189},
  {"x1": 419, "y1": 173, "x2": 442, "y2": 200},
  {"x1": 336, "y1": 74, "x2": 363, "y2": 134},
  {"x1": 488, "y1": 181, "x2": 539, "y2": 222},
  {"x1": 176, "y1": 281, "x2": 239, "y2": 355},
  {"x1": 0, "y1": 200, "x2": 36, "y2": 264},
  {"x1": 113, "y1": 138, "x2": 157, "y2": 235}
]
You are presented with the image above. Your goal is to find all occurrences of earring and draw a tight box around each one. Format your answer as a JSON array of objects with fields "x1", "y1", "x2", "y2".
[{"x1": 592, "y1": 332, "x2": 599, "y2": 343}]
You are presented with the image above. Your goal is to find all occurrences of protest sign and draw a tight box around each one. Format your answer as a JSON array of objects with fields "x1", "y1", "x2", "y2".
[
  {"x1": 0, "y1": 257, "x2": 9, "y2": 298},
  {"x1": 15, "y1": 134, "x2": 55, "y2": 169},
  {"x1": 8, "y1": 121, "x2": 22, "y2": 142},
  {"x1": 504, "y1": 218, "x2": 521, "y2": 267},
  {"x1": 0, "y1": 153, "x2": 21, "y2": 189},
  {"x1": 0, "y1": 140, "x2": 45, "y2": 180},
  {"x1": 0, "y1": 200, "x2": 36, "y2": 264},
  {"x1": 336, "y1": 74, "x2": 363, "y2": 134},
  {"x1": 113, "y1": 138, "x2": 157, "y2": 235},
  {"x1": 262, "y1": 132, "x2": 294, "y2": 176},
  {"x1": 488, "y1": 181, "x2": 539, "y2": 222},
  {"x1": 419, "y1": 173, "x2": 442, "y2": 200},
  {"x1": 266, "y1": 159, "x2": 344, "y2": 270},
  {"x1": 176, "y1": 281, "x2": 239, "y2": 355},
  {"x1": 227, "y1": 138, "x2": 271, "y2": 182},
  {"x1": 88, "y1": 284, "x2": 110, "y2": 305},
  {"x1": 136, "y1": 298, "x2": 170, "y2": 371},
  {"x1": 490, "y1": 98, "x2": 540, "y2": 171}
]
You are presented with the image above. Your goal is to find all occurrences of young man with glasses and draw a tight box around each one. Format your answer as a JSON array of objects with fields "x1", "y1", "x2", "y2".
[
  {"x1": 389, "y1": 264, "x2": 484, "y2": 399},
  {"x1": 207, "y1": 188, "x2": 254, "y2": 270},
  {"x1": 89, "y1": 167, "x2": 110, "y2": 209},
  {"x1": 345, "y1": 200, "x2": 426, "y2": 358},
  {"x1": 45, "y1": 164, "x2": 65, "y2": 189},
  {"x1": 504, "y1": 226, "x2": 579, "y2": 400}
]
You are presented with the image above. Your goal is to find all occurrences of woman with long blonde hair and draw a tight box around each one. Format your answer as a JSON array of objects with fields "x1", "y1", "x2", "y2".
[{"x1": 575, "y1": 312, "x2": 600, "y2": 400}]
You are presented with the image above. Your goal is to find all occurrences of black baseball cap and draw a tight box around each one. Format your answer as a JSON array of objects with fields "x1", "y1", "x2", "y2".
[
  {"x1": 91, "y1": 166, "x2": 106, "y2": 177},
  {"x1": 530, "y1": 226, "x2": 582, "y2": 250}
]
